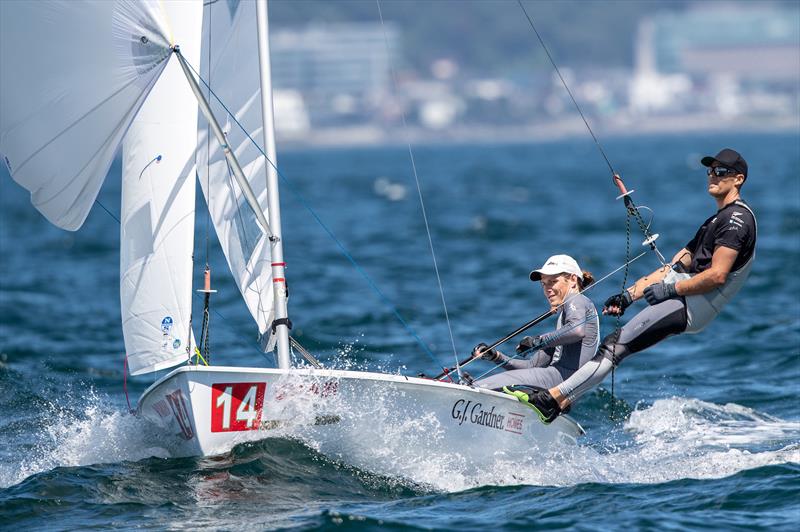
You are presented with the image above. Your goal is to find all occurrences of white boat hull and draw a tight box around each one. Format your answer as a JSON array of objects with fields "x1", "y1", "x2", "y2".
[{"x1": 138, "y1": 366, "x2": 584, "y2": 469}]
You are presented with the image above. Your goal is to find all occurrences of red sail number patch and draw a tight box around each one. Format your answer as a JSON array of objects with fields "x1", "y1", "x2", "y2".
[{"x1": 211, "y1": 382, "x2": 266, "y2": 432}]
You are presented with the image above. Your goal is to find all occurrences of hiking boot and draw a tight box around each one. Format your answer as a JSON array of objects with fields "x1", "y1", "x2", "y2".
[
  {"x1": 528, "y1": 389, "x2": 562, "y2": 424},
  {"x1": 502, "y1": 386, "x2": 562, "y2": 424}
]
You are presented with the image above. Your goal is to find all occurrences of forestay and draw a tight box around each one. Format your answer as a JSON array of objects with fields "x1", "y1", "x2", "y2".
[
  {"x1": 0, "y1": 0, "x2": 174, "y2": 230},
  {"x1": 196, "y1": 1, "x2": 275, "y2": 348},
  {"x1": 121, "y1": 1, "x2": 202, "y2": 376}
]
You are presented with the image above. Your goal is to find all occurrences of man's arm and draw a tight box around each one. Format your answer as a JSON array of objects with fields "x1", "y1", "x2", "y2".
[
  {"x1": 603, "y1": 248, "x2": 692, "y2": 315},
  {"x1": 627, "y1": 248, "x2": 693, "y2": 301},
  {"x1": 674, "y1": 245, "x2": 738, "y2": 296}
]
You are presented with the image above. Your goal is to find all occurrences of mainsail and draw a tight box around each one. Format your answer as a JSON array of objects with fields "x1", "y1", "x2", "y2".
[
  {"x1": 0, "y1": 0, "x2": 175, "y2": 230},
  {"x1": 121, "y1": 1, "x2": 202, "y2": 375},
  {"x1": 196, "y1": 1, "x2": 276, "y2": 347}
]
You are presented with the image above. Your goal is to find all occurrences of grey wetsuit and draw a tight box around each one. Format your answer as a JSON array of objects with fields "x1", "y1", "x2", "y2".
[
  {"x1": 475, "y1": 293, "x2": 599, "y2": 390},
  {"x1": 555, "y1": 200, "x2": 757, "y2": 404}
]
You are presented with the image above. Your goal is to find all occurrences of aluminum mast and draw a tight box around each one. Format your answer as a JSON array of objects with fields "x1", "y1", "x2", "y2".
[{"x1": 256, "y1": 0, "x2": 291, "y2": 369}]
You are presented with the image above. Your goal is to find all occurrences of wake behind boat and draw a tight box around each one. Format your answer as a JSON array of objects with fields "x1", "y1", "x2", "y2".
[{"x1": 0, "y1": 0, "x2": 583, "y2": 461}]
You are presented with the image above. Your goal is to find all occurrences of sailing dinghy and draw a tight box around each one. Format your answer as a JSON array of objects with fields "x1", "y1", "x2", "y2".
[{"x1": 0, "y1": 0, "x2": 583, "y2": 460}]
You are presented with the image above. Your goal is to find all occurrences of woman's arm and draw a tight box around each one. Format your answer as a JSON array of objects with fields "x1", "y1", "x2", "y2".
[{"x1": 495, "y1": 348, "x2": 554, "y2": 370}]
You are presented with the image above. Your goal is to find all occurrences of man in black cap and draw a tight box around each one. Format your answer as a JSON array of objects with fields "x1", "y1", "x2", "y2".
[{"x1": 525, "y1": 148, "x2": 757, "y2": 424}]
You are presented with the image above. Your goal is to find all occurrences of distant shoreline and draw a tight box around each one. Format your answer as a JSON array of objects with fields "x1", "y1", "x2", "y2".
[{"x1": 279, "y1": 113, "x2": 800, "y2": 151}]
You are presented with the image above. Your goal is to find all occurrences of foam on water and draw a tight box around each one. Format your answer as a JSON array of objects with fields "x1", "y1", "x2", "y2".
[
  {"x1": 287, "y1": 393, "x2": 800, "y2": 493},
  {"x1": 549, "y1": 398, "x2": 800, "y2": 486},
  {"x1": 0, "y1": 389, "x2": 169, "y2": 489},
  {"x1": 3, "y1": 380, "x2": 798, "y2": 495}
]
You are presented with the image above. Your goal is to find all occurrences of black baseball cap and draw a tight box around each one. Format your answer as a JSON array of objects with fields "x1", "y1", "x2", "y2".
[{"x1": 701, "y1": 148, "x2": 748, "y2": 179}]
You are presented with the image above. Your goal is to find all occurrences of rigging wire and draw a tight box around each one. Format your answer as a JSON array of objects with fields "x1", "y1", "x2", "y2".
[
  {"x1": 181, "y1": 59, "x2": 447, "y2": 377},
  {"x1": 516, "y1": 0, "x2": 661, "y2": 414},
  {"x1": 516, "y1": 0, "x2": 664, "y2": 265},
  {"x1": 376, "y1": 0, "x2": 462, "y2": 380},
  {"x1": 516, "y1": 0, "x2": 616, "y2": 176}
]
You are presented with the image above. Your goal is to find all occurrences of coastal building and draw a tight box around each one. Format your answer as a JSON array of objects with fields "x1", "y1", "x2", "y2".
[
  {"x1": 631, "y1": 4, "x2": 799, "y2": 116},
  {"x1": 270, "y1": 23, "x2": 399, "y2": 126}
]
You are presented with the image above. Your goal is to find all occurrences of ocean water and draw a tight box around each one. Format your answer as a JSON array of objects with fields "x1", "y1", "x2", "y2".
[{"x1": 1, "y1": 132, "x2": 798, "y2": 530}]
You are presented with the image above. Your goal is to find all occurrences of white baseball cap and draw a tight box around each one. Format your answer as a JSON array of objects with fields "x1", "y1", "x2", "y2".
[{"x1": 529, "y1": 254, "x2": 582, "y2": 282}]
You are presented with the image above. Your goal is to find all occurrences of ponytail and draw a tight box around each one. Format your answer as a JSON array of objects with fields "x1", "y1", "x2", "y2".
[{"x1": 579, "y1": 270, "x2": 594, "y2": 289}]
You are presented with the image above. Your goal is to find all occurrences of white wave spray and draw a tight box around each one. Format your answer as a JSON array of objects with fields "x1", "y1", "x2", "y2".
[
  {"x1": 0, "y1": 388, "x2": 170, "y2": 489},
  {"x1": 286, "y1": 393, "x2": 800, "y2": 493}
]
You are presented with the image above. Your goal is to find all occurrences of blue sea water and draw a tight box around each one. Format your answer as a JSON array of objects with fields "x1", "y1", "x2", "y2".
[{"x1": 1, "y1": 132, "x2": 799, "y2": 530}]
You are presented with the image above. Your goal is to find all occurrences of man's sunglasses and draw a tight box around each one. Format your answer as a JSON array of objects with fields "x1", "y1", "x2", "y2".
[{"x1": 707, "y1": 166, "x2": 738, "y2": 178}]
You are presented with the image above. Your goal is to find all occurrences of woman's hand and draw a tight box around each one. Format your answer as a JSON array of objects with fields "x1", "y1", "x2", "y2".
[
  {"x1": 471, "y1": 342, "x2": 499, "y2": 362},
  {"x1": 516, "y1": 335, "x2": 542, "y2": 354}
]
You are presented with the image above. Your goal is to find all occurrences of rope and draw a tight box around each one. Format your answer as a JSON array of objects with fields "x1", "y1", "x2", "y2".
[
  {"x1": 610, "y1": 211, "x2": 634, "y2": 420},
  {"x1": 194, "y1": 346, "x2": 209, "y2": 366},
  {"x1": 122, "y1": 355, "x2": 133, "y2": 414},
  {"x1": 191, "y1": 290, "x2": 282, "y2": 365},
  {"x1": 376, "y1": 0, "x2": 461, "y2": 380},
  {"x1": 201, "y1": 299, "x2": 211, "y2": 362},
  {"x1": 193, "y1": 289, "x2": 318, "y2": 369},
  {"x1": 181, "y1": 58, "x2": 446, "y2": 374},
  {"x1": 94, "y1": 200, "x2": 120, "y2": 224}
]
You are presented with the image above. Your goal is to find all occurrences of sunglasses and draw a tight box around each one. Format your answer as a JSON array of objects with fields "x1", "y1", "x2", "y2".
[{"x1": 707, "y1": 166, "x2": 737, "y2": 178}]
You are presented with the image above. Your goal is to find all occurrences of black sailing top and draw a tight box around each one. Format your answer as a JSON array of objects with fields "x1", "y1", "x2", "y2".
[{"x1": 685, "y1": 199, "x2": 756, "y2": 274}]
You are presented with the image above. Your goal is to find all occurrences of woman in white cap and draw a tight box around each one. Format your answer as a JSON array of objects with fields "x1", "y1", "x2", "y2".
[{"x1": 471, "y1": 254, "x2": 599, "y2": 391}]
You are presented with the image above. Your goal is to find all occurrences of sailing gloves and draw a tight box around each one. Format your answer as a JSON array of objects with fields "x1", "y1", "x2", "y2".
[
  {"x1": 643, "y1": 282, "x2": 678, "y2": 305},
  {"x1": 516, "y1": 335, "x2": 542, "y2": 354},
  {"x1": 603, "y1": 282, "x2": 679, "y2": 314},
  {"x1": 472, "y1": 343, "x2": 499, "y2": 362},
  {"x1": 603, "y1": 291, "x2": 633, "y2": 316}
]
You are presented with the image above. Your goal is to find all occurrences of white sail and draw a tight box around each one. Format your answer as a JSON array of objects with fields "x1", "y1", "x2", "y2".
[
  {"x1": 196, "y1": 1, "x2": 275, "y2": 344},
  {"x1": 0, "y1": 0, "x2": 176, "y2": 230},
  {"x1": 121, "y1": 1, "x2": 203, "y2": 376}
]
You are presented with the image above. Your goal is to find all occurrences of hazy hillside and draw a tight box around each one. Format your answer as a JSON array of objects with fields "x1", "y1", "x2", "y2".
[{"x1": 268, "y1": 0, "x2": 695, "y2": 74}]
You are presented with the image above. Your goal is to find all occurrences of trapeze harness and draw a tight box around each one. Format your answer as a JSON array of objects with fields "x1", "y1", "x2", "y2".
[
  {"x1": 555, "y1": 200, "x2": 757, "y2": 404},
  {"x1": 475, "y1": 292, "x2": 599, "y2": 391}
]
